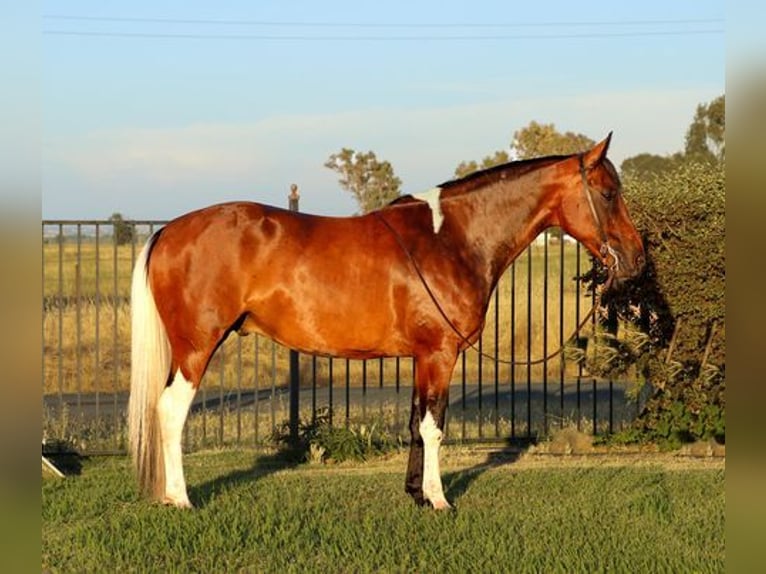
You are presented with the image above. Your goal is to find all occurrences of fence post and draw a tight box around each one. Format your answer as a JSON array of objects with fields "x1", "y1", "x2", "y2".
[{"x1": 288, "y1": 184, "x2": 301, "y2": 445}]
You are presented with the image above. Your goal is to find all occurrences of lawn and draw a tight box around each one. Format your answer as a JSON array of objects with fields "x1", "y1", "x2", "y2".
[{"x1": 42, "y1": 448, "x2": 724, "y2": 573}]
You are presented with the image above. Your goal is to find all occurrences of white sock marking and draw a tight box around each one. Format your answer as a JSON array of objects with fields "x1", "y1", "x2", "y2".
[
  {"x1": 412, "y1": 187, "x2": 444, "y2": 233},
  {"x1": 419, "y1": 410, "x2": 450, "y2": 509},
  {"x1": 157, "y1": 370, "x2": 197, "y2": 507}
]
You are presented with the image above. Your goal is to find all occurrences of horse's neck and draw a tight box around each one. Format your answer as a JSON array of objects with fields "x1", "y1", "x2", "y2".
[{"x1": 451, "y1": 174, "x2": 557, "y2": 288}]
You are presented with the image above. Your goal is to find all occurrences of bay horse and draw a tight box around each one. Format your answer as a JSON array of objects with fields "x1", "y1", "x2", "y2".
[{"x1": 129, "y1": 133, "x2": 644, "y2": 509}]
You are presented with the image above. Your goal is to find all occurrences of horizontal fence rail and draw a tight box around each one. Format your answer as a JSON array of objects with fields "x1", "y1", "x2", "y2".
[{"x1": 42, "y1": 212, "x2": 643, "y2": 454}]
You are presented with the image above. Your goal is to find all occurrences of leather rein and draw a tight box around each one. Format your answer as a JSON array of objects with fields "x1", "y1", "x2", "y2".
[{"x1": 374, "y1": 153, "x2": 614, "y2": 367}]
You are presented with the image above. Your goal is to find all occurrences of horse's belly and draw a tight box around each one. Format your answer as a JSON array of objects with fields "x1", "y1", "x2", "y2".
[{"x1": 242, "y1": 289, "x2": 405, "y2": 359}]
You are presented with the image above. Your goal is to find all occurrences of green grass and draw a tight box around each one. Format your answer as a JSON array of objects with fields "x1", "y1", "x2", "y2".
[{"x1": 42, "y1": 449, "x2": 724, "y2": 573}]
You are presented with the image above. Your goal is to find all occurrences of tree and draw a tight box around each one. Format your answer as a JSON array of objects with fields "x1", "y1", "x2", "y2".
[
  {"x1": 620, "y1": 152, "x2": 684, "y2": 179},
  {"x1": 620, "y1": 93, "x2": 725, "y2": 179},
  {"x1": 685, "y1": 94, "x2": 725, "y2": 163},
  {"x1": 109, "y1": 212, "x2": 134, "y2": 246},
  {"x1": 511, "y1": 121, "x2": 595, "y2": 159},
  {"x1": 454, "y1": 122, "x2": 595, "y2": 179},
  {"x1": 324, "y1": 148, "x2": 402, "y2": 214},
  {"x1": 454, "y1": 150, "x2": 510, "y2": 178}
]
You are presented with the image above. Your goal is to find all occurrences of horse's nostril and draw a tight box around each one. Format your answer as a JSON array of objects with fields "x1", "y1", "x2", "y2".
[{"x1": 635, "y1": 254, "x2": 646, "y2": 270}]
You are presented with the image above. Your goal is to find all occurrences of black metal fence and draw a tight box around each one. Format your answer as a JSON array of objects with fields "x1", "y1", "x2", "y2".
[{"x1": 42, "y1": 200, "x2": 642, "y2": 453}]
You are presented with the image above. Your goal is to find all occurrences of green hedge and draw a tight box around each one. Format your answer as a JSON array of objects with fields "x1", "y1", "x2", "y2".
[{"x1": 585, "y1": 161, "x2": 725, "y2": 447}]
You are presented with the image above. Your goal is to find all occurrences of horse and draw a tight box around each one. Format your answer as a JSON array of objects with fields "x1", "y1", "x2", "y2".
[{"x1": 129, "y1": 133, "x2": 644, "y2": 510}]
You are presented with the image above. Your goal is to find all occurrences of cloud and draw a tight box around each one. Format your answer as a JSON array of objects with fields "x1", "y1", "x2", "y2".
[{"x1": 43, "y1": 86, "x2": 722, "y2": 218}]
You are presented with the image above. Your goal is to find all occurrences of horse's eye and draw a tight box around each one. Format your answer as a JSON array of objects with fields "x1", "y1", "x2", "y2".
[{"x1": 601, "y1": 188, "x2": 616, "y2": 201}]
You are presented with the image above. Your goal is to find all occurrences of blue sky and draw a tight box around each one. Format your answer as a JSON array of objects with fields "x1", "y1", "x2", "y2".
[{"x1": 42, "y1": 0, "x2": 725, "y2": 219}]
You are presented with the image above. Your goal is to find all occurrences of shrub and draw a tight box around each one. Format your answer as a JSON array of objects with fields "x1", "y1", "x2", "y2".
[
  {"x1": 581, "y1": 161, "x2": 725, "y2": 447},
  {"x1": 275, "y1": 408, "x2": 401, "y2": 463}
]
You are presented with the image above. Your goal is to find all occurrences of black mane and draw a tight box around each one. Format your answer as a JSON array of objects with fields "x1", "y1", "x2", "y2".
[
  {"x1": 439, "y1": 154, "x2": 573, "y2": 190},
  {"x1": 387, "y1": 153, "x2": 575, "y2": 208}
]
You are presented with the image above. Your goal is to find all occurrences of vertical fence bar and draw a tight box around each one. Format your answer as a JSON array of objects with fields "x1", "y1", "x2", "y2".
[
  {"x1": 201, "y1": 385, "x2": 207, "y2": 447},
  {"x1": 344, "y1": 359, "x2": 351, "y2": 427},
  {"x1": 510, "y1": 262, "x2": 516, "y2": 439},
  {"x1": 270, "y1": 342, "x2": 277, "y2": 434},
  {"x1": 130, "y1": 223, "x2": 137, "y2": 270},
  {"x1": 394, "y1": 357, "x2": 400, "y2": 433},
  {"x1": 112, "y1": 223, "x2": 120, "y2": 447},
  {"x1": 94, "y1": 224, "x2": 101, "y2": 428},
  {"x1": 236, "y1": 337, "x2": 242, "y2": 445},
  {"x1": 254, "y1": 335, "x2": 260, "y2": 445},
  {"x1": 477, "y1": 334, "x2": 483, "y2": 439},
  {"x1": 591, "y1": 264, "x2": 598, "y2": 436},
  {"x1": 378, "y1": 358, "x2": 384, "y2": 419},
  {"x1": 526, "y1": 245, "x2": 532, "y2": 437},
  {"x1": 543, "y1": 232, "x2": 549, "y2": 435},
  {"x1": 288, "y1": 185, "x2": 301, "y2": 443},
  {"x1": 41, "y1": 224, "x2": 46, "y2": 429},
  {"x1": 411, "y1": 358, "x2": 416, "y2": 437},
  {"x1": 592, "y1": 378, "x2": 598, "y2": 436},
  {"x1": 576, "y1": 243, "x2": 583, "y2": 431},
  {"x1": 218, "y1": 343, "x2": 225, "y2": 445},
  {"x1": 56, "y1": 224, "x2": 64, "y2": 415},
  {"x1": 493, "y1": 286, "x2": 500, "y2": 438},
  {"x1": 559, "y1": 235, "x2": 565, "y2": 428},
  {"x1": 328, "y1": 357, "x2": 334, "y2": 426},
  {"x1": 311, "y1": 356, "x2": 317, "y2": 425},
  {"x1": 362, "y1": 359, "x2": 367, "y2": 422},
  {"x1": 460, "y1": 350, "x2": 466, "y2": 439},
  {"x1": 75, "y1": 225, "x2": 82, "y2": 414},
  {"x1": 289, "y1": 348, "x2": 300, "y2": 442}
]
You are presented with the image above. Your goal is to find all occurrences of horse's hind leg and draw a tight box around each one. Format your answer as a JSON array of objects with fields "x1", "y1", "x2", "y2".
[{"x1": 157, "y1": 370, "x2": 197, "y2": 508}]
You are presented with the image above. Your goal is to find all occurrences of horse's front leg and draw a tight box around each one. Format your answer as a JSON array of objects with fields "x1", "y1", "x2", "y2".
[{"x1": 405, "y1": 350, "x2": 456, "y2": 510}]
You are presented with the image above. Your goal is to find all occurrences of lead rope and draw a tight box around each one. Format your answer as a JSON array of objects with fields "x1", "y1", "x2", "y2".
[{"x1": 373, "y1": 210, "x2": 603, "y2": 367}]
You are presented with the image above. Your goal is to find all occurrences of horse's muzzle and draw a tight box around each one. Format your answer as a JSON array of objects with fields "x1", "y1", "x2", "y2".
[{"x1": 606, "y1": 251, "x2": 645, "y2": 290}]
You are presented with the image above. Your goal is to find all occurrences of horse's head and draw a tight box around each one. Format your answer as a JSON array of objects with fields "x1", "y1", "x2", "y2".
[{"x1": 558, "y1": 133, "x2": 645, "y2": 289}]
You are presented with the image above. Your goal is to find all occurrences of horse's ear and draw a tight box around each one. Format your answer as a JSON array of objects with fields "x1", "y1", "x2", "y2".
[{"x1": 583, "y1": 132, "x2": 613, "y2": 169}]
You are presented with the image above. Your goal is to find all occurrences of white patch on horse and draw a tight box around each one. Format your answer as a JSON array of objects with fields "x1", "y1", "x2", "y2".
[
  {"x1": 419, "y1": 410, "x2": 451, "y2": 509},
  {"x1": 157, "y1": 370, "x2": 197, "y2": 508},
  {"x1": 412, "y1": 187, "x2": 444, "y2": 233}
]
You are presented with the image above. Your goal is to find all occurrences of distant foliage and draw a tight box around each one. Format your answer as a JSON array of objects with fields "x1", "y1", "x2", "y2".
[
  {"x1": 621, "y1": 94, "x2": 724, "y2": 179},
  {"x1": 454, "y1": 121, "x2": 595, "y2": 178},
  {"x1": 454, "y1": 150, "x2": 510, "y2": 178},
  {"x1": 619, "y1": 152, "x2": 684, "y2": 179},
  {"x1": 109, "y1": 213, "x2": 134, "y2": 246},
  {"x1": 325, "y1": 148, "x2": 402, "y2": 214},
  {"x1": 685, "y1": 94, "x2": 725, "y2": 164},
  {"x1": 511, "y1": 121, "x2": 595, "y2": 159},
  {"x1": 582, "y1": 161, "x2": 725, "y2": 448}
]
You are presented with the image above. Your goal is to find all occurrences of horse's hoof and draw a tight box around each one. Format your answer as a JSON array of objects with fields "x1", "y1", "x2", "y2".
[
  {"x1": 162, "y1": 497, "x2": 194, "y2": 509},
  {"x1": 430, "y1": 498, "x2": 453, "y2": 511}
]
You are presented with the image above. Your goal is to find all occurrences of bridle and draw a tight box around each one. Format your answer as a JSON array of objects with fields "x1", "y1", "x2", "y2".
[{"x1": 578, "y1": 153, "x2": 621, "y2": 285}]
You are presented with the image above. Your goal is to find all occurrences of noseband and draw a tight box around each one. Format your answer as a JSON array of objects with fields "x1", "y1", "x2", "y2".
[{"x1": 578, "y1": 153, "x2": 621, "y2": 278}]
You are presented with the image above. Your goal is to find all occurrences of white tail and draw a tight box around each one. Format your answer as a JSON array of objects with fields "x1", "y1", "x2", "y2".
[{"x1": 128, "y1": 234, "x2": 171, "y2": 500}]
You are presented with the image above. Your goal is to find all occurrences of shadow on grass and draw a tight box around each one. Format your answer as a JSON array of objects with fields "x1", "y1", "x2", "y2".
[
  {"x1": 42, "y1": 441, "x2": 86, "y2": 476},
  {"x1": 190, "y1": 447, "x2": 304, "y2": 508},
  {"x1": 443, "y1": 440, "x2": 534, "y2": 506},
  {"x1": 191, "y1": 439, "x2": 534, "y2": 509}
]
